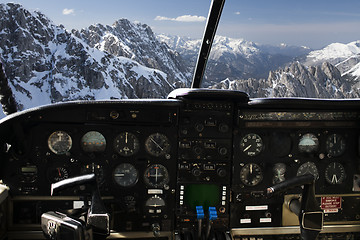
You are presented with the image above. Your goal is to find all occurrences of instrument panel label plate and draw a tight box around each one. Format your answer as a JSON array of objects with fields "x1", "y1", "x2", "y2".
[{"x1": 321, "y1": 196, "x2": 341, "y2": 213}]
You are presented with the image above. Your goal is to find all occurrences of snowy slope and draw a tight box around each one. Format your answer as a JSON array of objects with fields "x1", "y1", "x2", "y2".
[
  {"x1": 0, "y1": 3, "x2": 178, "y2": 112},
  {"x1": 306, "y1": 41, "x2": 360, "y2": 65}
]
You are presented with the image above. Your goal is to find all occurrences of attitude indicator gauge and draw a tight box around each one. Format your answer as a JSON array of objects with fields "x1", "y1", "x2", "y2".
[{"x1": 298, "y1": 133, "x2": 319, "y2": 153}]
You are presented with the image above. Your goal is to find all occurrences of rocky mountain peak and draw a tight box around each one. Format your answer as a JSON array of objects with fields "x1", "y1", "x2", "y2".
[{"x1": 0, "y1": 3, "x2": 184, "y2": 112}]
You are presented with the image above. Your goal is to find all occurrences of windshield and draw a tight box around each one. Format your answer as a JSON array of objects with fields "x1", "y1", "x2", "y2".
[{"x1": 0, "y1": 0, "x2": 360, "y2": 117}]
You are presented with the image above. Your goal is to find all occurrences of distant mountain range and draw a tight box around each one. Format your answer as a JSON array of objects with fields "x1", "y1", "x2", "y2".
[
  {"x1": 157, "y1": 34, "x2": 312, "y2": 86},
  {"x1": 1, "y1": 2, "x2": 360, "y2": 117}
]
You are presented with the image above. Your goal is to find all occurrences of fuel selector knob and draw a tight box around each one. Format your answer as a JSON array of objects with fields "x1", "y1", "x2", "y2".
[
  {"x1": 195, "y1": 123, "x2": 204, "y2": 132},
  {"x1": 192, "y1": 167, "x2": 201, "y2": 177},
  {"x1": 217, "y1": 167, "x2": 227, "y2": 177},
  {"x1": 218, "y1": 123, "x2": 229, "y2": 133}
]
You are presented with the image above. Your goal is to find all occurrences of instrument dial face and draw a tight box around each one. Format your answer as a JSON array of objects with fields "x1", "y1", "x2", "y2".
[
  {"x1": 325, "y1": 162, "x2": 346, "y2": 184},
  {"x1": 47, "y1": 167, "x2": 69, "y2": 183},
  {"x1": 240, "y1": 133, "x2": 264, "y2": 157},
  {"x1": 81, "y1": 131, "x2": 106, "y2": 152},
  {"x1": 145, "y1": 196, "x2": 166, "y2": 207},
  {"x1": 239, "y1": 163, "x2": 263, "y2": 186},
  {"x1": 297, "y1": 161, "x2": 319, "y2": 180},
  {"x1": 273, "y1": 163, "x2": 286, "y2": 184},
  {"x1": 326, "y1": 134, "x2": 346, "y2": 157},
  {"x1": 81, "y1": 163, "x2": 105, "y2": 185},
  {"x1": 48, "y1": 131, "x2": 72, "y2": 155},
  {"x1": 298, "y1": 133, "x2": 319, "y2": 153},
  {"x1": 144, "y1": 164, "x2": 169, "y2": 188},
  {"x1": 113, "y1": 163, "x2": 138, "y2": 187},
  {"x1": 145, "y1": 133, "x2": 171, "y2": 157},
  {"x1": 114, "y1": 132, "x2": 140, "y2": 157}
]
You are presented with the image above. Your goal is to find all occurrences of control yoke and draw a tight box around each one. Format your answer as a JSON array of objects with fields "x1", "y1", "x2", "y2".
[
  {"x1": 267, "y1": 174, "x2": 324, "y2": 240},
  {"x1": 41, "y1": 174, "x2": 110, "y2": 240}
]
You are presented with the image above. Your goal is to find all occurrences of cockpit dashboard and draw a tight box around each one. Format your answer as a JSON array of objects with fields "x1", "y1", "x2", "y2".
[{"x1": 0, "y1": 89, "x2": 359, "y2": 239}]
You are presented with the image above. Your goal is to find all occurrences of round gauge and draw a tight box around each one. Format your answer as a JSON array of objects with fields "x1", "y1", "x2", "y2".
[
  {"x1": 272, "y1": 163, "x2": 286, "y2": 184},
  {"x1": 240, "y1": 133, "x2": 264, "y2": 157},
  {"x1": 325, "y1": 162, "x2": 346, "y2": 184},
  {"x1": 326, "y1": 134, "x2": 346, "y2": 157},
  {"x1": 114, "y1": 132, "x2": 140, "y2": 157},
  {"x1": 144, "y1": 164, "x2": 169, "y2": 188},
  {"x1": 81, "y1": 131, "x2": 106, "y2": 152},
  {"x1": 145, "y1": 133, "x2": 171, "y2": 157},
  {"x1": 239, "y1": 163, "x2": 263, "y2": 186},
  {"x1": 145, "y1": 196, "x2": 166, "y2": 207},
  {"x1": 270, "y1": 132, "x2": 292, "y2": 157},
  {"x1": 81, "y1": 163, "x2": 105, "y2": 185},
  {"x1": 298, "y1": 133, "x2": 319, "y2": 153},
  {"x1": 47, "y1": 167, "x2": 69, "y2": 183},
  {"x1": 113, "y1": 163, "x2": 138, "y2": 187},
  {"x1": 48, "y1": 131, "x2": 72, "y2": 155},
  {"x1": 296, "y1": 161, "x2": 319, "y2": 180}
]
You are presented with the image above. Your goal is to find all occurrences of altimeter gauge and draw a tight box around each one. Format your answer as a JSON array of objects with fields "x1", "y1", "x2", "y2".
[
  {"x1": 239, "y1": 163, "x2": 263, "y2": 186},
  {"x1": 114, "y1": 132, "x2": 140, "y2": 157},
  {"x1": 325, "y1": 162, "x2": 346, "y2": 184},
  {"x1": 326, "y1": 134, "x2": 346, "y2": 157},
  {"x1": 48, "y1": 131, "x2": 72, "y2": 155}
]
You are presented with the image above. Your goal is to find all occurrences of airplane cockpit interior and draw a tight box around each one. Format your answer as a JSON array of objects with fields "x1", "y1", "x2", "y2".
[{"x1": 0, "y1": 0, "x2": 360, "y2": 239}]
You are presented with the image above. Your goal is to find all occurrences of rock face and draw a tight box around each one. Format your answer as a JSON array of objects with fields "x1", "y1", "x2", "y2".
[
  {"x1": 1, "y1": 3, "x2": 360, "y2": 114},
  {"x1": 72, "y1": 19, "x2": 191, "y2": 88},
  {"x1": 0, "y1": 3, "x2": 189, "y2": 111},
  {"x1": 210, "y1": 61, "x2": 360, "y2": 99}
]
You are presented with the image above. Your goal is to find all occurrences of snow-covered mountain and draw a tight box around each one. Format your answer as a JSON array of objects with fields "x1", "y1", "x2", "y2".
[
  {"x1": 304, "y1": 41, "x2": 360, "y2": 80},
  {"x1": 157, "y1": 34, "x2": 311, "y2": 85},
  {"x1": 1, "y1": 2, "x2": 360, "y2": 117},
  {"x1": 0, "y1": 3, "x2": 189, "y2": 112}
]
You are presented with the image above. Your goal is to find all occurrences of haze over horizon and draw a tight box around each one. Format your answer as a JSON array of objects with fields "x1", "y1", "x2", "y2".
[{"x1": 1, "y1": 0, "x2": 360, "y2": 49}]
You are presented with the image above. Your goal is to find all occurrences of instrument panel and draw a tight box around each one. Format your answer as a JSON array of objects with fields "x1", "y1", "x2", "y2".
[{"x1": 0, "y1": 96, "x2": 360, "y2": 239}]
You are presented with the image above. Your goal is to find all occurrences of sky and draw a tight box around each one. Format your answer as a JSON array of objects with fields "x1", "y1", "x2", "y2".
[{"x1": 1, "y1": 0, "x2": 360, "y2": 49}]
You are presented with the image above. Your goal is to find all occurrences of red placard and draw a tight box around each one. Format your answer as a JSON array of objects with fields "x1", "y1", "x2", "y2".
[{"x1": 321, "y1": 196, "x2": 342, "y2": 213}]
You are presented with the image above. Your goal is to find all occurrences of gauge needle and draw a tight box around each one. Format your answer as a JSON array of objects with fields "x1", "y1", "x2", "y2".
[
  {"x1": 151, "y1": 137, "x2": 163, "y2": 150},
  {"x1": 250, "y1": 164, "x2": 253, "y2": 174},
  {"x1": 125, "y1": 132, "x2": 128, "y2": 143},
  {"x1": 332, "y1": 174, "x2": 338, "y2": 183},
  {"x1": 243, "y1": 145, "x2": 251, "y2": 152},
  {"x1": 155, "y1": 168, "x2": 158, "y2": 183}
]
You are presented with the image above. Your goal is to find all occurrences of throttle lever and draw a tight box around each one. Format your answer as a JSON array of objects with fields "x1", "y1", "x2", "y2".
[
  {"x1": 51, "y1": 174, "x2": 110, "y2": 238},
  {"x1": 267, "y1": 174, "x2": 323, "y2": 240}
]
